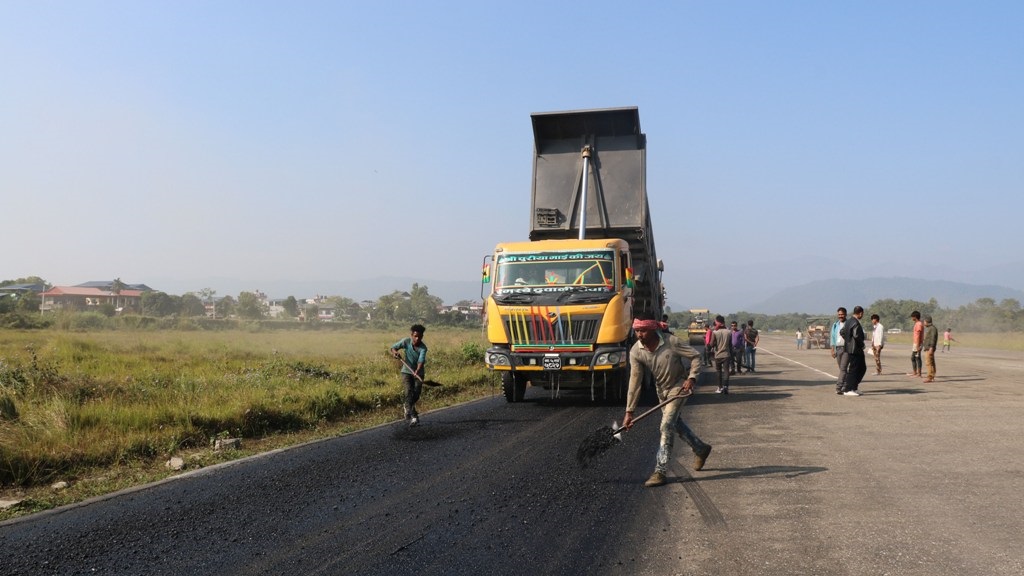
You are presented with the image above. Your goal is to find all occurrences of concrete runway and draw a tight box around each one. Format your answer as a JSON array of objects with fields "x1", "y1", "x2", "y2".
[
  {"x1": 619, "y1": 332, "x2": 1024, "y2": 575},
  {"x1": 1, "y1": 332, "x2": 1021, "y2": 575}
]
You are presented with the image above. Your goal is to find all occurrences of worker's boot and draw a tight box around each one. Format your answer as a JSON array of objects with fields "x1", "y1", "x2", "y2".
[
  {"x1": 694, "y1": 445, "x2": 712, "y2": 471},
  {"x1": 644, "y1": 472, "x2": 666, "y2": 487}
]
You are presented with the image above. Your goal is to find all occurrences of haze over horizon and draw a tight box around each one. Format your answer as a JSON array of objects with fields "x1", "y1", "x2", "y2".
[{"x1": 4, "y1": 2, "x2": 1022, "y2": 312}]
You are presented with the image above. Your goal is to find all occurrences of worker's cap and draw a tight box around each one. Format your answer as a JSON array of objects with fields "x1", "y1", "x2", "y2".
[{"x1": 924, "y1": 316, "x2": 933, "y2": 322}]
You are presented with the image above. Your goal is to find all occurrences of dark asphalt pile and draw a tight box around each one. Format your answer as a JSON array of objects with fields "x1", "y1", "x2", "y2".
[{"x1": 575, "y1": 425, "x2": 621, "y2": 468}]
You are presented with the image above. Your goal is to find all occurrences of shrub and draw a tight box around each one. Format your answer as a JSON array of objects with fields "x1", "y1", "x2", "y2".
[
  {"x1": 307, "y1": 389, "x2": 346, "y2": 421},
  {"x1": 0, "y1": 312, "x2": 51, "y2": 329},
  {"x1": 459, "y1": 342, "x2": 486, "y2": 364},
  {"x1": 68, "y1": 312, "x2": 111, "y2": 331},
  {"x1": 0, "y1": 393, "x2": 18, "y2": 421}
]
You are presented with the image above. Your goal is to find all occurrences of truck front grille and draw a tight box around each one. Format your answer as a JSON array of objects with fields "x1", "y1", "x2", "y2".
[{"x1": 503, "y1": 313, "x2": 599, "y2": 345}]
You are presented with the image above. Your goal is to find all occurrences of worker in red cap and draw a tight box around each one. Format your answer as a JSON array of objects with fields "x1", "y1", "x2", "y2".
[{"x1": 622, "y1": 315, "x2": 712, "y2": 487}]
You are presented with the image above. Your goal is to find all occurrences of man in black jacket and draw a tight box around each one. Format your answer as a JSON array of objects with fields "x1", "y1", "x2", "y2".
[{"x1": 840, "y1": 306, "x2": 867, "y2": 396}]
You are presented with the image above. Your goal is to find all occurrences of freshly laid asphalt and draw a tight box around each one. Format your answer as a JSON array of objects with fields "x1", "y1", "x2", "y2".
[{"x1": 1, "y1": 333, "x2": 1021, "y2": 575}]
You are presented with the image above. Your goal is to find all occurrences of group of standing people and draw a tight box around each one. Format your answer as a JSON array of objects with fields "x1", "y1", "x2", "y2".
[
  {"x1": 828, "y1": 307, "x2": 949, "y2": 396},
  {"x1": 706, "y1": 317, "x2": 760, "y2": 394}
]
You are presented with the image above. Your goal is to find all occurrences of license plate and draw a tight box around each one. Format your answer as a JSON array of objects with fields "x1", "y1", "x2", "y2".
[{"x1": 542, "y1": 356, "x2": 561, "y2": 370}]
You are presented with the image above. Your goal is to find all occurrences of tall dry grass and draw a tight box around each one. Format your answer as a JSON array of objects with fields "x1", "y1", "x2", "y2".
[{"x1": 0, "y1": 327, "x2": 493, "y2": 495}]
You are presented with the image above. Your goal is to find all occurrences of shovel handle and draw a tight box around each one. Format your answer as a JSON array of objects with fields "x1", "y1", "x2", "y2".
[
  {"x1": 614, "y1": 390, "x2": 692, "y2": 435},
  {"x1": 393, "y1": 352, "x2": 426, "y2": 385}
]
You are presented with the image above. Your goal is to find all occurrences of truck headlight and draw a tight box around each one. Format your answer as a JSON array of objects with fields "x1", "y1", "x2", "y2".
[
  {"x1": 488, "y1": 353, "x2": 510, "y2": 366},
  {"x1": 595, "y1": 352, "x2": 622, "y2": 366}
]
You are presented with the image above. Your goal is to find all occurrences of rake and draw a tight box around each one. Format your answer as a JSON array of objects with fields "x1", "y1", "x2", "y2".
[{"x1": 394, "y1": 354, "x2": 442, "y2": 387}]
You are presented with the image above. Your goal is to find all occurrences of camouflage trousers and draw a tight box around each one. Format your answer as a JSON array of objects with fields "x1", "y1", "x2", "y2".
[{"x1": 655, "y1": 389, "x2": 709, "y2": 474}]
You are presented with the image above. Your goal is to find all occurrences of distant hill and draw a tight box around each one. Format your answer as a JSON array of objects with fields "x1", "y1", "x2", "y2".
[
  {"x1": 661, "y1": 257, "x2": 1024, "y2": 314},
  {"x1": 744, "y1": 277, "x2": 1024, "y2": 315}
]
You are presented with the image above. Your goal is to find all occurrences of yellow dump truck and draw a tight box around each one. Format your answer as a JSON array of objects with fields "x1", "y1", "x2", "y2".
[{"x1": 482, "y1": 108, "x2": 665, "y2": 402}]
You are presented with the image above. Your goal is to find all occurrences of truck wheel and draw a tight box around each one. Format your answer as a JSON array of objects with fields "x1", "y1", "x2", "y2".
[
  {"x1": 501, "y1": 372, "x2": 527, "y2": 403},
  {"x1": 610, "y1": 368, "x2": 629, "y2": 405}
]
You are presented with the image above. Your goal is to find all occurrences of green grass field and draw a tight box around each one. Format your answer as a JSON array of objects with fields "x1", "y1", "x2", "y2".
[{"x1": 0, "y1": 327, "x2": 496, "y2": 519}]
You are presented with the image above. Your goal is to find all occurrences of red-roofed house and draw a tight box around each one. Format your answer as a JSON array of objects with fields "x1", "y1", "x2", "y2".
[{"x1": 40, "y1": 286, "x2": 143, "y2": 313}]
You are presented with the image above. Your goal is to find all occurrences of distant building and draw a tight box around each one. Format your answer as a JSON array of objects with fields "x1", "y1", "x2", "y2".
[
  {"x1": 0, "y1": 283, "x2": 46, "y2": 295},
  {"x1": 40, "y1": 286, "x2": 143, "y2": 313},
  {"x1": 266, "y1": 298, "x2": 290, "y2": 319},
  {"x1": 439, "y1": 302, "x2": 484, "y2": 316},
  {"x1": 316, "y1": 303, "x2": 337, "y2": 322},
  {"x1": 75, "y1": 280, "x2": 153, "y2": 292}
]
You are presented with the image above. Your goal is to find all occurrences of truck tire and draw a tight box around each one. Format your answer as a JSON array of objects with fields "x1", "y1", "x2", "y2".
[
  {"x1": 501, "y1": 372, "x2": 527, "y2": 403},
  {"x1": 609, "y1": 368, "x2": 629, "y2": 405}
]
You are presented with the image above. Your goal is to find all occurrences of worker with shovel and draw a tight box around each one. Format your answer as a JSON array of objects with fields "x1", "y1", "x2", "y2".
[
  {"x1": 390, "y1": 324, "x2": 428, "y2": 426},
  {"x1": 623, "y1": 317, "x2": 713, "y2": 487}
]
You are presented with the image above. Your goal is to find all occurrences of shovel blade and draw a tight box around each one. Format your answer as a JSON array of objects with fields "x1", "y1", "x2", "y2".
[{"x1": 612, "y1": 421, "x2": 623, "y2": 441}]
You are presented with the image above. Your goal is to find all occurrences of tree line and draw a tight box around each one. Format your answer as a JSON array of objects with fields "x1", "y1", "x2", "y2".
[
  {"x1": 0, "y1": 277, "x2": 480, "y2": 329},
  {"x1": 5, "y1": 276, "x2": 1020, "y2": 333},
  {"x1": 670, "y1": 296, "x2": 1023, "y2": 334}
]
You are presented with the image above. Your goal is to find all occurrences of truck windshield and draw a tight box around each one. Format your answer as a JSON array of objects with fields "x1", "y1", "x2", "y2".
[{"x1": 493, "y1": 250, "x2": 616, "y2": 295}]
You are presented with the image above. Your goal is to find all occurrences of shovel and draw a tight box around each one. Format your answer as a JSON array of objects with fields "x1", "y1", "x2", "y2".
[
  {"x1": 393, "y1": 353, "x2": 442, "y2": 387},
  {"x1": 576, "y1": 389, "x2": 691, "y2": 468}
]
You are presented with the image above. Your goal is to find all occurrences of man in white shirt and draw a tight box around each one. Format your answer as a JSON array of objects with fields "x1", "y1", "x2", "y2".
[{"x1": 870, "y1": 313, "x2": 886, "y2": 375}]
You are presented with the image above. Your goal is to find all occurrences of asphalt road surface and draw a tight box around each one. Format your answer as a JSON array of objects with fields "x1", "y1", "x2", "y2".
[{"x1": 2, "y1": 334, "x2": 1022, "y2": 575}]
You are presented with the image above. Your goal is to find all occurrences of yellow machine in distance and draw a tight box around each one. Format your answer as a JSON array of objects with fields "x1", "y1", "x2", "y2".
[{"x1": 687, "y1": 308, "x2": 710, "y2": 346}]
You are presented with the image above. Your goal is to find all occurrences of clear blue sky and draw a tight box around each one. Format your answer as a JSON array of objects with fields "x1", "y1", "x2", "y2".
[{"x1": 3, "y1": 2, "x2": 1022, "y2": 308}]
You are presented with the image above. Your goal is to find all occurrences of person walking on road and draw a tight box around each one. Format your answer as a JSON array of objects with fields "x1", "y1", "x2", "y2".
[
  {"x1": 922, "y1": 316, "x2": 939, "y2": 382},
  {"x1": 840, "y1": 306, "x2": 867, "y2": 396},
  {"x1": 743, "y1": 320, "x2": 760, "y2": 373},
  {"x1": 622, "y1": 316, "x2": 712, "y2": 488},
  {"x1": 730, "y1": 320, "x2": 745, "y2": 375},
  {"x1": 390, "y1": 323, "x2": 428, "y2": 426},
  {"x1": 870, "y1": 313, "x2": 886, "y2": 375},
  {"x1": 909, "y1": 311, "x2": 924, "y2": 377},
  {"x1": 796, "y1": 329, "x2": 804, "y2": 350},
  {"x1": 710, "y1": 315, "x2": 733, "y2": 394},
  {"x1": 942, "y1": 328, "x2": 956, "y2": 352}
]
